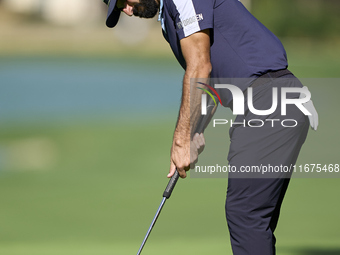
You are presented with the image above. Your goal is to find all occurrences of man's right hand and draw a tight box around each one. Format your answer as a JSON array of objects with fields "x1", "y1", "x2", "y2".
[{"x1": 168, "y1": 133, "x2": 205, "y2": 179}]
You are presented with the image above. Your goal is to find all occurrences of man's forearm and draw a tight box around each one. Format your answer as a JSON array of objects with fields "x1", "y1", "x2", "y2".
[
  {"x1": 174, "y1": 67, "x2": 211, "y2": 143},
  {"x1": 169, "y1": 29, "x2": 211, "y2": 177}
]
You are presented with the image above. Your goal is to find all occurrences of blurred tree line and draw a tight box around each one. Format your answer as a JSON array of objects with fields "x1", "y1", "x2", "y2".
[
  {"x1": 252, "y1": 0, "x2": 340, "y2": 38},
  {"x1": 0, "y1": 0, "x2": 338, "y2": 39}
]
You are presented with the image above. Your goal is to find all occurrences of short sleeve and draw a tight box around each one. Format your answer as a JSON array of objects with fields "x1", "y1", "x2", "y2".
[{"x1": 171, "y1": 0, "x2": 213, "y2": 40}]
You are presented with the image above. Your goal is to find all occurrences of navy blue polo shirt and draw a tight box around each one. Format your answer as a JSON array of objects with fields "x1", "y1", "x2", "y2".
[{"x1": 161, "y1": 0, "x2": 288, "y2": 106}]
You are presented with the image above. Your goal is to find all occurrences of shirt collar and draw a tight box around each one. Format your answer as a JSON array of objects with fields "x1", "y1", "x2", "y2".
[
  {"x1": 158, "y1": 0, "x2": 166, "y2": 33},
  {"x1": 158, "y1": 0, "x2": 163, "y2": 22}
]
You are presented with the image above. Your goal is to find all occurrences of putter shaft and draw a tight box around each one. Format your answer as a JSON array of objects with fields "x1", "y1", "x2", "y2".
[
  {"x1": 137, "y1": 197, "x2": 167, "y2": 255},
  {"x1": 136, "y1": 96, "x2": 216, "y2": 254}
]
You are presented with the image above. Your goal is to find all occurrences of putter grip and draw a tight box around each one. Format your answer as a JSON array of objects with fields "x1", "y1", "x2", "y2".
[{"x1": 163, "y1": 171, "x2": 179, "y2": 199}]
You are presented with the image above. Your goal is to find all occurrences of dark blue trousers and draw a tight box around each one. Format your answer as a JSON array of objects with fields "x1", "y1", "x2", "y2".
[{"x1": 225, "y1": 75, "x2": 309, "y2": 254}]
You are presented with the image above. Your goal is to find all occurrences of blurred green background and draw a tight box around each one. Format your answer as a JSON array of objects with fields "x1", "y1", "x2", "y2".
[{"x1": 0, "y1": 1, "x2": 339, "y2": 255}]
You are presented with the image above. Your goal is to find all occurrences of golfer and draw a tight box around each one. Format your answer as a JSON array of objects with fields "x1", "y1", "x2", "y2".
[{"x1": 103, "y1": 0, "x2": 318, "y2": 254}]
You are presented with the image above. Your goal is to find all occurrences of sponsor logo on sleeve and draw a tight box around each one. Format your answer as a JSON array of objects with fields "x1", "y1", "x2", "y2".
[{"x1": 177, "y1": 13, "x2": 203, "y2": 30}]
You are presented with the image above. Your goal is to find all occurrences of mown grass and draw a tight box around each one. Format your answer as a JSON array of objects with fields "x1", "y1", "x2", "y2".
[{"x1": 0, "y1": 119, "x2": 339, "y2": 255}]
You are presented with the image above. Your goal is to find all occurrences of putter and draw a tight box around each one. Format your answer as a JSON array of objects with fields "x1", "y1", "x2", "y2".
[
  {"x1": 136, "y1": 170, "x2": 180, "y2": 255},
  {"x1": 136, "y1": 95, "x2": 216, "y2": 255}
]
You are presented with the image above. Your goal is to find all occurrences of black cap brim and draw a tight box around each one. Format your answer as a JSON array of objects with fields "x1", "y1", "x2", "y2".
[{"x1": 106, "y1": 0, "x2": 121, "y2": 28}]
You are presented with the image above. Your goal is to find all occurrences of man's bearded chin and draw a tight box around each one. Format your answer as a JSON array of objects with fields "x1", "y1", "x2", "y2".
[{"x1": 133, "y1": 0, "x2": 159, "y2": 18}]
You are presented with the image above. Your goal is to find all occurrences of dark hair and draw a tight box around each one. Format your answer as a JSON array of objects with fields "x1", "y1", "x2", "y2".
[{"x1": 133, "y1": 0, "x2": 159, "y2": 18}]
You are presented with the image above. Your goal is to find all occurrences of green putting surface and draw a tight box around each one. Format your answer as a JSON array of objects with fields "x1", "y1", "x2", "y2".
[{"x1": 0, "y1": 120, "x2": 339, "y2": 255}]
